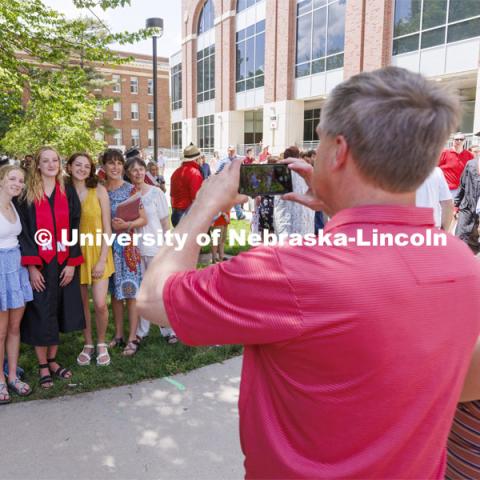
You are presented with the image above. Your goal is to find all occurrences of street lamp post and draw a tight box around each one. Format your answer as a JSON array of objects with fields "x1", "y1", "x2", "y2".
[{"x1": 146, "y1": 17, "x2": 164, "y2": 163}]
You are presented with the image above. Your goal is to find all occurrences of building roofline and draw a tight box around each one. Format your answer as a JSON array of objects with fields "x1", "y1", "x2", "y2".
[{"x1": 111, "y1": 49, "x2": 169, "y2": 63}]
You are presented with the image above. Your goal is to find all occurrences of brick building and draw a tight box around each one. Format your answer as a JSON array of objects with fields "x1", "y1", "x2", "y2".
[
  {"x1": 100, "y1": 51, "x2": 171, "y2": 157},
  {"x1": 170, "y1": 0, "x2": 480, "y2": 156}
]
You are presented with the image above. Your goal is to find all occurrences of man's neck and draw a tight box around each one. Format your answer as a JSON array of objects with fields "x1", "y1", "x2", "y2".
[
  {"x1": 454, "y1": 146, "x2": 463, "y2": 154},
  {"x1": 325, "y1": 182, "x2": 416, "y2": 217}
]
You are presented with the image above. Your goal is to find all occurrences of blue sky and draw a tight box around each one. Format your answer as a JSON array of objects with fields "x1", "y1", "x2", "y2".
[{"x1": 43, "y1": 0, "x2": 182, "y2": 58}]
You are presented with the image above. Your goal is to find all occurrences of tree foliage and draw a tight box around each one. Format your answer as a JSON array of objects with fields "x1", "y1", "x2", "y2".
[{"x1": 0, "y1": 0, "x2": 157, "y2": 157}]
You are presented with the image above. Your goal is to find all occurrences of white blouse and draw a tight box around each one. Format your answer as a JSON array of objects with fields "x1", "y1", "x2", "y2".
[
  {"x1": 137, "y1": 187, "x2": 169, "y2": 257},
  {"x1": 0, "y1": 202, "x2": 21, "y2": 249}
]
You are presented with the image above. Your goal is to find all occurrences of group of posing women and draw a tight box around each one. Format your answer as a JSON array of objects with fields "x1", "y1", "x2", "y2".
[{"x1": 0, "y1": 147, "x2": 175, "y2": 403}]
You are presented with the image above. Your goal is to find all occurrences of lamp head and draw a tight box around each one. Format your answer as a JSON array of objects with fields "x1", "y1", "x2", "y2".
[{"x1": 146, "y1": 17, "x2": 164, "y2": 37}]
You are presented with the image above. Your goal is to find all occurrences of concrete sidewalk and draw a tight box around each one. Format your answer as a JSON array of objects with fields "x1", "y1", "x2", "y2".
[{"x1": 0, "y1": 357, "x2": 244, "y2": 480}]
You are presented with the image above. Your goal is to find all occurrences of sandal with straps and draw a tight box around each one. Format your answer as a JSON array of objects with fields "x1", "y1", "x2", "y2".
[
  {"x1": 8, "y1": 377, "x2": 32, "y2": 397},
  {"x1": 122, "y1": 339, "x2": 140, "y2": 357},
  {"x1": 47, "y1": 358, "x2": 72, "y2": 380},
  {"x1": 0, "y1": 382, "x2": 11, "y2": 404},
  {"x1": 77, "y1": 344, "x2": 94, "y2": 366},
  {"x1": 38, "y1": 363, "x2": 53, "y2": 390},
  {"x1": 96, "y1": 343, "x2": 111, "y2": 367}
]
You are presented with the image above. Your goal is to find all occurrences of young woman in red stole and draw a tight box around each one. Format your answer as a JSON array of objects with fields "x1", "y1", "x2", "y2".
[{"x1": 14, "y1": 147, "x2": 85, "y2": 389}]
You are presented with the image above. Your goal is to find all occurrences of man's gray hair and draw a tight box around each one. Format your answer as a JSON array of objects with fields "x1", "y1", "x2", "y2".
[{"x1": 320, "y1": 66, "x2": 461, "y2": 192}]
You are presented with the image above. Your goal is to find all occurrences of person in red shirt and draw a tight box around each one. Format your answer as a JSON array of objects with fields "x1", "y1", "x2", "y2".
[
  {"x1": 258, "y1": 144, "x2": 269, "y2": 163},
  {"x1": 242, "y1": 147, "x2": 256, "y2": 165},
  {"x1": 438, "y1": 132, "x2": 474, "y2": 196},
  {"x1": 170, "y1": 143, "x2": 203, "y2": 227},
  {"x1": 137, "y1": 68, "x2": 480, "y2": 478}
]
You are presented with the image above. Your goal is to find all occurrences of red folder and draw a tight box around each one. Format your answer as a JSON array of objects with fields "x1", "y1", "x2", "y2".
[{"x1": 115, "y1": 193, "x2": 141, "y2": 222}]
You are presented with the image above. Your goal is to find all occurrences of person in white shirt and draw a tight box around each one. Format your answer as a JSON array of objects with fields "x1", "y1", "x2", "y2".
[
  {"x1": 125, "y1": 157, "x2": 178, "y2": 344},
  {"x1": 274, "y1": 147, "x2": 315, "y2": 236},
  {"x1": 0, "y1": 165, "x2": 33, "y2": 402},
  {"x1": 157, "y1": 151, "x2": 166, "y2": 177},
  {"x1": 415, "y1": 166, "x2": 453, "y2": 230}
]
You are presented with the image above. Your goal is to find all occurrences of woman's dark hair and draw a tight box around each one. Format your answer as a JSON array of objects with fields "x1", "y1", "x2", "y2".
[
  {"x1": 283, "y1": 146, "x2": 300, "y2": 159},
  {"x1": 67, "y1": 152, "x2": 98, "y2": 188},
  {"x1": 125, "y1": 157, "x2": 147, "y2": 172},
  {"x1": 100, "y1": 148, "x2": 125, "y2": 165}
]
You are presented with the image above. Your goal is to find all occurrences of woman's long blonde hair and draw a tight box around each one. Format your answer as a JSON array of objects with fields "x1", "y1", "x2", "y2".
[{"x1": 22, "y1": 146, "x2": 64, "y2": 204}]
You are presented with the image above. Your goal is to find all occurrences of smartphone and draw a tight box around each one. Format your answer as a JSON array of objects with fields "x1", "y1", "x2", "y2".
[{"x1": 239, "y1": 164, "x2": 293, "y2": 197}]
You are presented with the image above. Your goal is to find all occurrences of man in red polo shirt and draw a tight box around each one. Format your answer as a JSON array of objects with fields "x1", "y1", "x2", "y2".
[
  {"x1": 138, "y1": 68, "x2": 480, "y2": 478},
  {"x1": 438, "y1": 132, "x2": 474, "y2": 197},
  {"x1": 170, "y1": 143, "x2": 203, "y2": 227}
]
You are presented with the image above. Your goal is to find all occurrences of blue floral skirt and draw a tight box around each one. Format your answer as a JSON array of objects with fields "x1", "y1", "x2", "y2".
[{"x1": 0, "y1": 246, "x2": 33, "y2": 312}]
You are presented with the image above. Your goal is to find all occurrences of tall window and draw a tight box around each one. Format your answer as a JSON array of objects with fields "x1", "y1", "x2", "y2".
[
  {"x1": 148, "y1": 79, "x2": 153, "y2": 95},
  {"x1": 113, "y1": 129, "x2": 122, "y2": 146},
  {"x1": 172, "y1": 122, "x2": 182, "y2": 149},
  {"x1": 130, "y1": 77, "x2": 138, "y2": 94},
  {"x1": 244, "y1": 111, "x2": 263, "y2": 144},
  {"x1": 303, "y1": 109, "x2": 321, "y2": 142},
  {"x1": 131, "y1": 129, "x2": 140, "y2": 147},
  {"x1": 113, "y1": 102, "x2": 121, "y2": 120},
  {"x1": 295, "y1": 0, "x2": 346, "y2": 78},
  {"x1": 197, "y1": 46, "x2": 215, "y2": 103},
  {"x1": 171, "y1": 63, "x2": 183, "y2": 110},
  {"x1": 148, "y1": 104, "x2": 154, "y2": 121},
  {"x1": 197, "y1": 115, "x2": 214, "y2": 154},
  {"x1": 112, "y1": 74, "x2": 121, "y2": 93},
  {"x1": 198, "y1": 0, "x2": 215, "y2": 35},
  {"x1": 236, "y1": 20, "x2": 265, "y2": 92},
  {"x1": 393, "y1": 0, "x2": 480, "y2": 55},
  {"x1": 131, "y1": 103, "x2": 139, "y2": 120},
  {"x1": 237, "y1": 0, "x2": 263, "y2": 13},
  {"x1": 148, "y1": 129, "x2": 154, "y2": 147}
]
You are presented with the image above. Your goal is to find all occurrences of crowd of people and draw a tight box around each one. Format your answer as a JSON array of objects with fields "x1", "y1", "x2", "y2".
[{"x1": 170, "y1": 142, "x2": 323, "y2": 260}]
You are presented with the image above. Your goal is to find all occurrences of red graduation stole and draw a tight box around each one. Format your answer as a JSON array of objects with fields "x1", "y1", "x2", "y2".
[{"x1": 34, "y1": 183, "x2": 70, "y2": 265}]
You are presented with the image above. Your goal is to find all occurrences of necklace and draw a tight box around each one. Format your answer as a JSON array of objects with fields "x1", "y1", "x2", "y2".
[
  {"x1": 0, "y1": 201, "x2": 12, "y2": 212},
  {"x1": 0, "y1": 201, "x2": 15, "y2": 222}
]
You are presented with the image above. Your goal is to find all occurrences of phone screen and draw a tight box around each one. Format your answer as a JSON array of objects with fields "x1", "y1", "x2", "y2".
[{"x1": 239, "y1": 164, "x2": 293, "y2": 197}]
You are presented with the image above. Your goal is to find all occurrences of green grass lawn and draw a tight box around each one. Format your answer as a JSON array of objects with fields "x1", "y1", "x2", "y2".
[{"x1": 13, "y1": 219, "x2": 251, "y2": 402}]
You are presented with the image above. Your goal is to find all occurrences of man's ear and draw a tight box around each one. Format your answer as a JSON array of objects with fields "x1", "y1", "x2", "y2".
[{"x1": 331, "y1": 136, "x2": 349, "y2": 171}]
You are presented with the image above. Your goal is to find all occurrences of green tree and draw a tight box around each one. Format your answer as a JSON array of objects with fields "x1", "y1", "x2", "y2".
[{"x1": 0, "y1": 0, "x2": 157, "y2": 156}]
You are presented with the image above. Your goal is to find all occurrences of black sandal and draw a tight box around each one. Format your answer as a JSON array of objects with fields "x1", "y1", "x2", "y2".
[
  {"x1": 47, "y1": 358, "x2": 72, "y2": 379},
  {"x1": 108, "y1": 337, "x2": 126, "y2": 348},
  {"x1": 38, "y1": 363, "x2": 53, "y2": 389}
]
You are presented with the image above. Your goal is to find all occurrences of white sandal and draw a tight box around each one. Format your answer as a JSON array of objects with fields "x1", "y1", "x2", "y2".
[
  {"x1": 96, "y1": 343, "x2": 111, "y2": 366},
  {"x1": 77, "y1": 345, "x2": 94, "y2": 366}
]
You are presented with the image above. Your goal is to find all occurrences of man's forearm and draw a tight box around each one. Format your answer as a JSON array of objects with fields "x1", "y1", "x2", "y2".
[
  {"x1": 137, "y1": 199, "x2": 217, "y2": 326},
  {"x1": 440, "y1": 200, "x2": 453, "y2": 230},
  {"x1": 460, "y1": 337, "x2": 480, "y2": 402}
]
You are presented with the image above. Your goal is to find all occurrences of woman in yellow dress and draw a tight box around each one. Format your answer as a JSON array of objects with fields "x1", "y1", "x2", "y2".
[{"x1": 67, "y1": 153, "x2": 115, "y2": 366}]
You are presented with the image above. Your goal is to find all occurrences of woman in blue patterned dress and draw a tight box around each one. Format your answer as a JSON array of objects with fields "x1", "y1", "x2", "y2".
[{"x1": 102, "y1": 149, "x2": 147, "y2": 356}]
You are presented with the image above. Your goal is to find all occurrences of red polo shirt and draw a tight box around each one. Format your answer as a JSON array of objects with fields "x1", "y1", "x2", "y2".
[
  {"x1": 163, "y1": 205, "x2": 480, "y2": 479},
  {"x1": 438, "y1": 149, "x2": 474, "y2": 189},
  {"x1": 170, "y1": 161, "x2": 203, "y2": 210}
]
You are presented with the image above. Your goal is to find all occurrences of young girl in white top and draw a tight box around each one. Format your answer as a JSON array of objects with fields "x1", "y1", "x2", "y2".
[
  {"x1": 125, "y1": 158, "x2": 178, "y2": 344},
  {"x1": 0, "y1": 165, "x2": 33, "y2": 403}
]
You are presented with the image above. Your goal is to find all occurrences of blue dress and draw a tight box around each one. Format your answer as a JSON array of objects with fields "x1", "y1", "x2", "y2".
[{"x1": 108, "y1": 182, "x2": 142, "y2": 300}]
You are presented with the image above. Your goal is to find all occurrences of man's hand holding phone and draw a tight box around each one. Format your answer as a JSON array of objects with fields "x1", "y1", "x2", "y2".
[
  {"x1": 195, "y1": 158, "x2": 248, "y2": 215},
  {"x1": 280, "y1": 158, "x2": 327, "y2": 212}
]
